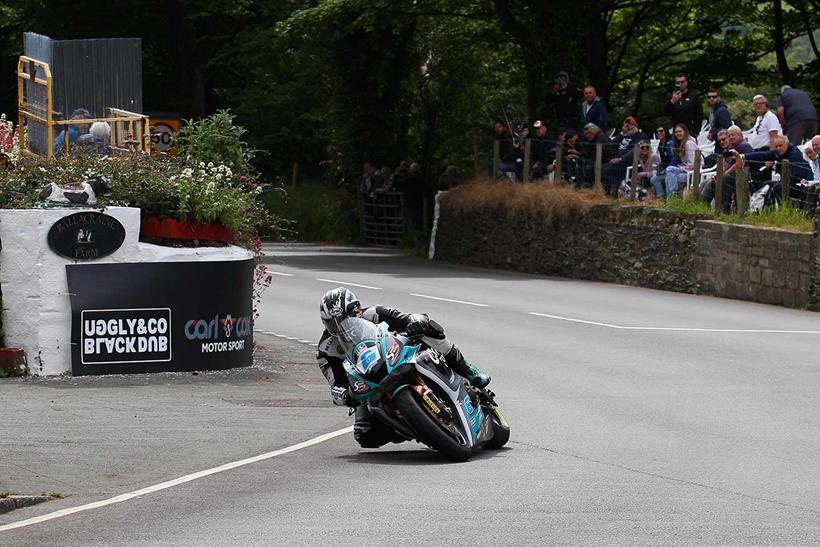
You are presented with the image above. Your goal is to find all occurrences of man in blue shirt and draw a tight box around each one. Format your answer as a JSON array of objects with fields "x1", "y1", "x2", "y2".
[
  {"x1": 53, "y1": 108, "x2": 92, "y2": 157},
  {"x1": 738, "y1": 134, "x2": 812, "y2": 204}
]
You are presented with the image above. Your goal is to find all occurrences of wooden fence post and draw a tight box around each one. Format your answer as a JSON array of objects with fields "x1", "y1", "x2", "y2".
[
  {"x1": 594, "y1": 143, "x2": 603, "y2": 191},
  {"x1": 629, "y1": 145, "x2": 640, "y2": 200},
  {"x1": 714, "y1": 156, "x2": 724, "y2": 213},
  {"x1": 736, "y1": 167, "x2": 749, "y2": 215},
  {"x1": 523, "y1": 139, "x2": 532, "y2": 182},
  {"x1": 492, "y1": 140, "x2": 500, "y2": 180},
  {"x1": 781, "y1": 160, "x2": 790, "y2": 204},
  {"x1": 691, "y1": 149, "x2": 702, "y2": 199},
  {"x1": 554, "y1": 144, "x2": 563, "y2": 184},
  {"x1": 472, "y1": 130, "x2": 481, "y2": 179},
  {"x1": 291, "y1": 162, "x2": 299, "y2": 188}
]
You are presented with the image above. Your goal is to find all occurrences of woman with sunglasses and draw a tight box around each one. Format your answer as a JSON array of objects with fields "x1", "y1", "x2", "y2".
[
  {"x1": 655, "y1": 127, "x2": 673, "y2": 173},
  {"x1": 651, "y1": 123, "x2": 701, "y2": 198},
  {"x1": 618, "y1": 139, "x2": 659, "y2": 200}
]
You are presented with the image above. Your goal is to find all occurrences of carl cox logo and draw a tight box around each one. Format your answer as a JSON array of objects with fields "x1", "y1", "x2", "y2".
[{"x1": 184, "y1": 313, "x2": 252, "y2": 354}]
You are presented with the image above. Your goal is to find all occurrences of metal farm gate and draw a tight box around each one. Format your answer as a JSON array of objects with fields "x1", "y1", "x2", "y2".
[{"x1": 361, "y1": 192, "x2": 405, "y2": 247}]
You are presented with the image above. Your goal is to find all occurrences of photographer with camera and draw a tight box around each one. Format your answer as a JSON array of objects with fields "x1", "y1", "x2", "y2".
[{"x1": 664, "y1": 73, "x2": 703, "y2": 136}]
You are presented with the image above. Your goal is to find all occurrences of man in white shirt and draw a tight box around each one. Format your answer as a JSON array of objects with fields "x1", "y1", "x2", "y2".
[{"x1": 748, "y1": 95, "x2": 782, "y2": 151}]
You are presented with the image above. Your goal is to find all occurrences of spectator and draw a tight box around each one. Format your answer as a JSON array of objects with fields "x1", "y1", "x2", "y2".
[
  {"x1": 494, "y1": 121, "x2": 517, "y2": 181},
  {"x1": 546, "y1": 71, "x2": 582, "y2": 131},
  {"x1": 53, "y1": 108, "x2": 92, "y2": 157},
  {"x1": 319, "y1": 144, "x2": 345, "y2": 185},
  {"x1": 618, "y1": 139, "x2": 659, "y2": 200},
  {"x1": 77, "y1": 121, "x2": 112, "y2": 156},
  {"x1": 437, "y1": 164, "x2": 460, "y2": 191},
  {"x1": 580, "y1": 86, "x2": 608, "y2": 136},
  {"x1": 739, "y1": 134, "x2": 812, "y2": 205},
  {"x1": 777, "y1": 85, "x2": 818, "y2": 146},
  {"x1": 396, "y1": 162, "x2": 426, "y2": 240},
  {"x1": 655, "y1": 126, "x2": 674, "y2": 175},
  {"x1": 706, "y1": 88, "x2": 733, "y2": 154},
  {"x1": 602, "y1": 116, "x2": 648, "y2": 195},
  {"x1": 664, "y1": 73, "x2": 703, "y2": 136},
  {"x1": 360, "y1": 161, "x2": 377, "y2": 196},
  {"x1": 796, "y1": 135, "x2": 820, "y2": 212},
  {"x1": 702, "y1": 125, "x2": 754, "y2": 212},
  {"x1": 748, "y1": 95, "x2": 782, "y2": 151},
  {"x1": 651, "y1": 123, "x2": 700, "y2": 198},
  {"x1": 561, "y1": 129, "x2": 582, "y2": 185},
  {"x1": 578, "y1": 123, "x2": 613, "y2": 185},
  {"x1": 528, "y1": 120, "x2": 555, "y2": 180}
]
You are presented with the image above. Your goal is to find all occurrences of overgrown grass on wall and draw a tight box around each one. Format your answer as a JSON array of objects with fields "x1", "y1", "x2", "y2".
[{"x1": 259, "y1": 180, "x2": 360, "y2": 243}]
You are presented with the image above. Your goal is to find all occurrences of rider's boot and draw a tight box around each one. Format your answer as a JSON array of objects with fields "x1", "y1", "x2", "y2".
[{"x1": 444, "y1": 345, "x2": 490, "y2": 388}]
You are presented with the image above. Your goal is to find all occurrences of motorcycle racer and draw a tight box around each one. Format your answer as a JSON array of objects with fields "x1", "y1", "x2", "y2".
[{"x1": 317, "y1": 286, "x2": 491, "y2": 448}]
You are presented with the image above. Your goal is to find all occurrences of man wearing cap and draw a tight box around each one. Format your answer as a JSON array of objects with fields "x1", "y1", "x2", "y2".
[
  {"x1": 580, "y1": 85, "x2": 608, "y2": 138},
  {"x1": 546, "y1": 71, "x2": 582, "y2": 132},
  {"x1": 528, "y1": 120, "x2": 554, "y2": 180},
  {"x1": 601, "y1": 116, "x2": 648, "y2": 195},
  {"x1": 53, "y1": 108, "x2": 92, "y2": 157},
  {"x1": 664, "y1": 73, "x2": 702, "y2": 136}
]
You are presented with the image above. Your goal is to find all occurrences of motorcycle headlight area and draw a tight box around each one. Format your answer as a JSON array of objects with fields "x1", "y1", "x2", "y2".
[{"x1": 352, "y1": 341, "x2": 383, "y2": 376}]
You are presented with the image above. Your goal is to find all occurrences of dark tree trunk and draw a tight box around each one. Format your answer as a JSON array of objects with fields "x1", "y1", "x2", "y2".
[{"x1": 773, "y1": 0, "x2": 796, "y2": 86}]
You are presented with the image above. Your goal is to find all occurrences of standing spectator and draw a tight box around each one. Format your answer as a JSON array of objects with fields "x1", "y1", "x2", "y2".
[
  {"x1": 664, "y1": 73, "x2": 703, "y2": 136},
  {"x1": 651, "y1": 123, "x2": 700, "y2": 198},
  {"x1": 748, "y1": 95, "x2": 782, "y2": 151},
  {"x1": 360, "y1": 161, "x2": 377, "y2": 196},
  {"x1": 437, "y1": 165, "x2": 460, "y2": 191},
  {"x1": 706, "y1": 88, "x2": 733, "y2": 154},
  {"x1": 493, "y1": 121, "x2": 517, "y2": 181},
  {"x1": 602, "y1": 116, "x2": 648, "y2": 196},
  {"x1": 546, "y1": 71, "x2": 582, "y2": 131},
  {"x1": 580, "y1": 86, "x2": 608, "y2": 136},
  {"x1": 579, "y1": 123, "x2": 612, "y2": 185},
  {"x1": 777, "y1": 85, "x2": 818, "y2": 145}
]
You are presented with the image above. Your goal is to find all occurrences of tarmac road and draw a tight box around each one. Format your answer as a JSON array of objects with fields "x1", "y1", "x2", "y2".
[{"x1": 1, "y1": 242, "x2": 819, "y2": 545}]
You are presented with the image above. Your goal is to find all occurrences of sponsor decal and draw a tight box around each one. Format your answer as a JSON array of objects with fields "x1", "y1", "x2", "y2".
[
  {"x1": 184, "y1": 313, "x2": 252, "y2": 354},
  {"x1": 386, "y1": 341, "x2": 400, "y2": 363},
  {"x1": 81, "y1": 308, "x2": 171, "y2": 364},
  {"x1": 352, "y1": 380, "x2": 369, "y2": 393}
]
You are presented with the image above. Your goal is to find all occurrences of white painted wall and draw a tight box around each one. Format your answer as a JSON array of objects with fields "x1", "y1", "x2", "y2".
[{"x1": 0, "y1": 207, "x2": 252, "y2": 376}]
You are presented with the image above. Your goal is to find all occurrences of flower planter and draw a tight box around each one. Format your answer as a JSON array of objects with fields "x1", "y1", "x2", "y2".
[
  {"x1": 140, "y1": 217, "x2": 234, "y2": 242},
  {"x1": 0, "y1": 347, "x2": 27, "y2": 377}
]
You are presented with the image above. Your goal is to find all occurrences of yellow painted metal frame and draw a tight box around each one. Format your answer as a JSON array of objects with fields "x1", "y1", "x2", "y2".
[{"x1": 17, "y1": 55, "x2": 151, "y2": 159}]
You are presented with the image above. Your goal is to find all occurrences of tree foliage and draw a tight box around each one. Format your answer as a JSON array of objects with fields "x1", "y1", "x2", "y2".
[{"x1": 0, "y1": 0, "x2": 817, "y2": 186}]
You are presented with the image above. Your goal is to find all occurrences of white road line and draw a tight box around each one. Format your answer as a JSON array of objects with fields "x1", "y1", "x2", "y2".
[
  {"x1": 409, "y1": 293, "x2": 488, "y2": 307},
  {"x1": 298, "y1": 340, "x2": 313, "y2": 344},
  {"x1": 266, "y1": 271, "x2": 293, "y2": 277},
  {"x1": 0, "y1": 427, "x2": 353, "y2": 533},
  {"x1": 529, "y1": 312, "x2": 820, "y2": 334},
  {"x1": 315, "y1": 278, "x2": 382, "y2": 290}
]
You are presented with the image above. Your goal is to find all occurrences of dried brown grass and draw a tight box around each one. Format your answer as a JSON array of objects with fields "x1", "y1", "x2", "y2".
[{"x1": 441, "y1": 177, "x2": 612, "y2": 223}]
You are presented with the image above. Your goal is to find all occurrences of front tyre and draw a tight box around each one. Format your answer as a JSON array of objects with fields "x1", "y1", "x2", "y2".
[
  {"x1": 483, "y1": 407, "x2": 510, "y2": 449},
  {"x1": 394, "y1": 388, "x2": 472, "y2": 462}
]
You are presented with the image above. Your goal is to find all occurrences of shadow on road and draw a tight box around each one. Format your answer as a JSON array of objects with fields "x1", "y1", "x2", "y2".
[{"x1": 335, "y1": 446, "x2": 512, "y2": 466}]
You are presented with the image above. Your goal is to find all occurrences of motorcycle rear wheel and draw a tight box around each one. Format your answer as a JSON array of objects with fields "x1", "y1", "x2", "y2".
[{"x1": 394, "y1": 388, "x2": 472, "y2": 462}]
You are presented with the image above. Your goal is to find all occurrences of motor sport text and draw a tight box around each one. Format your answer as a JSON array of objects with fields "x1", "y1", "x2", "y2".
[{"x1": 184, "y1": 314, "x2": 252, "y2": 354}]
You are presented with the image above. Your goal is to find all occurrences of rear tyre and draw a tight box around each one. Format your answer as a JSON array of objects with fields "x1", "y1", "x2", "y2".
[
  {"x1": 483, "y1": 408, "x2": 510, "y2": 449},
  {"x1": 394, "y1": 388, "x2": 472, "y2": 462}
]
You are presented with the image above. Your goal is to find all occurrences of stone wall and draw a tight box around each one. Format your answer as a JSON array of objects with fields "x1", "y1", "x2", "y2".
[
  {"x1": 434, "y1": 203, "x2": 819, "y2": 310},
  {"x1": 694, "y1": 221, "x2": 813, "y2": 308}
]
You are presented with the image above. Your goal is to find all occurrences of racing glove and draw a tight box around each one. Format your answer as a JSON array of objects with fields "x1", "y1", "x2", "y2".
[
  {"x1": 331, "y1": 385, "x2": 358, "y2": 407},
  {"x1": 405, "y1": 314, "x2": 429, "y2": 337}
]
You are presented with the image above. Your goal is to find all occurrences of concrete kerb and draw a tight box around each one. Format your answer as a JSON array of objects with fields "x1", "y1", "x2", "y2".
[{"x1": 0, "y1": 496, "x2": 55, "y2": 514}]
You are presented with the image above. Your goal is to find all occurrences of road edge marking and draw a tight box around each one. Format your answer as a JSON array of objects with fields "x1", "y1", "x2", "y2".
[
  {"x1": 316, "y1": 278, "x2": 382, "y2": 290},
  {"x1": 0, "y1": 426, "x2": 353, "y2": 533},
  {"x1": 409, "y1": 293, "x2": 488, "y2": 307}
]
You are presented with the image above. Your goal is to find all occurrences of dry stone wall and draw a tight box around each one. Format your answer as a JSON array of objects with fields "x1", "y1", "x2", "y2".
[{"x1": 434, "y1": 203, "x2": 819, "y2": 310}]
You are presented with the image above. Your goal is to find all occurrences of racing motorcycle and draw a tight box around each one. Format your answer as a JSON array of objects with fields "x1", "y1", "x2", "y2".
[{"x1": 337, "y1": 317, "x2": 510, "y2": 462}]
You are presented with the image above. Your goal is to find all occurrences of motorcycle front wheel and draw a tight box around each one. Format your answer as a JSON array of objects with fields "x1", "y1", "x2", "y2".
[{"x1": 394, "y1": 388, "x2": 472, "y2": 462}]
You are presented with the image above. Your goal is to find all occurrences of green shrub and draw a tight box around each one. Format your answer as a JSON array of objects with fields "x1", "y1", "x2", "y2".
[
  {"x1": 259, "y1": 179, "x2": 359, "y2": 243},
  {"x1": 177, "y1": 110, "x2": 255, "y2": 177}
]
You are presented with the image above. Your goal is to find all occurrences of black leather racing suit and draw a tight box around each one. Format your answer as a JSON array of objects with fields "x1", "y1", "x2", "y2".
[{"x1": 316, "y1": 305, "x2": 464, "y2": 448}]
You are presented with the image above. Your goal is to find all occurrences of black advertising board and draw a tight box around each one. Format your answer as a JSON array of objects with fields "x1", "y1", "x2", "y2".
[{"x1": 67, "y1": 259, "x2": 253, "y2": 375}]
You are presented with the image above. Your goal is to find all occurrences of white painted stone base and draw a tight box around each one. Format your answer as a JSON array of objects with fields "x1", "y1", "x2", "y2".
[{"x1": 0, "y1": 207, "x2": 253, "y2": 376}]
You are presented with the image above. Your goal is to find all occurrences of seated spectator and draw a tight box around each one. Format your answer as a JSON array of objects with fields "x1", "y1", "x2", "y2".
[
  {"x1": 561, "y1": 129, "x2": 582, "y2": 185},
  {"x1": 580, "y1": 86, "x2": 608, "y2": 136},
  {"x1": 528, "y1": 120, "x2": 555, "y2": 180},
  {"x1": 53, "y1": 108, "x2": 92, "y2": 157},
  {"x1": 655, "y1": 126, "x2": 673, "y2": 175},
  {"x1": 601, "y1": 116, "x2": 648, "y2": 195},
  {"x1": 578, "y1": 123, "x2": 613, "y2": 185},
  {"x1": 77, "y1": 121, "x2": 112, "y2": 156},
  {"x1": 650, "y1": 123, "x2": 700, "y2": 199},
  {"x1": 737, "y1": 134, "x2": 812, "y2": 207},
  {"x1": 795, "y1": 135, "x2": 820, "y2": 212},
  {"x1": 617, "y1": 139, "x2": 659, "y2": 200}
]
